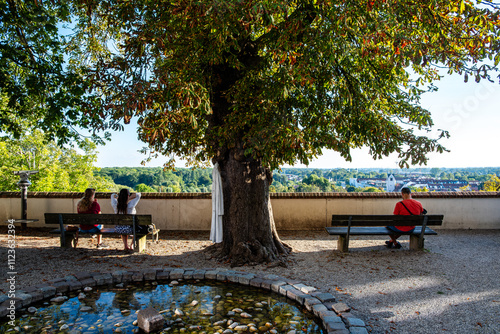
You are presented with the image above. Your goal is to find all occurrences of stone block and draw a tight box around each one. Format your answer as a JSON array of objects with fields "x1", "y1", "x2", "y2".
[
  {"x1": 249, "y1": 277, "x2": 264, "y2": 288},
  {"x1": 260, "y1": 279, "x2": 273, "y2": 290},
  {"x1": 137, "y1": 306, "x2": 165, "y2": 333},
  {"x1": 311, "y1": 292, "x2": 336, "y2": 303},
  {"x1": 204, "y1": 269, "x2": 220, "y2": 280},
  {"x1": 312, "y1": 303, "x2": 328, "y2": 317},
  {"x1": 285, "y1": 287, "x2": 306, "y2": 304},
  {"x1": 67, "y1": 280, "x2": 83, "y2": 291},
  {"x1": 238, "y1": 274, "x2": 255, "y2": 285},
  {"x1": 19, "y1": 287, "x2": 44, "y2": 304},
  {"x1": 39, "y1": 286, "x2": 57, "y2": 299},
  {"x1": 349, "y1": 327, "x2": 369, "y2": 334},
  {"x1": 216, "y1": 271, "x2": 228, "y2": 281},
  {"x1": 183, "y1": 270, "x2": 194, "y2": 280},
  {"x1": 332, "y1": 302, "x2": 350, "y2": 314},
  {"x1": 304, "y1": 296, "x2": 322, "y2": 312},
  {"x1": 278, "y1": 284, "x2": 291, "y2": 297},
  {"x1": 169, "y1": 269, "x2": 185, "y2": 280},
  {"x1": 192, "y1": 269, "x2": 206, "y2": 280},
  {"x1": 132, "y1": 271, "x2": 144, "y2": 282},
  {"x1": 143, "y1": 269, "x2": 157, "y2": 281},
  {"x1": 345, "y1": 317, "x2": 365, "y2": 327},
  {"x1": 271, "y1": 281, "x2": 287, "y2": 293},
  {"x1": 79, "y1": 278, "x2": 96, "y2": 287},
  {"x1": 156, "y1": 270, "x2": 170, "y2": 281},
  {"x1": 51, "y1": 281, "x2": 70, "y2": 293},
  {"x1": 93, "y1": 273, "x2": 113, "y2": 285},
  {"x1": 326, "y1": 329, "x2": 349, "y2": 334},
  {"x1": 112, "y1": 270, "x2": 124, "y2": 283},
  {"x1": 121, "y1": 271, "x2": 134, "y2": 283},
  {"x1": 324, "y1": 316, "x2": 348, "y2": 332},
  {"x1": 300, "y1": 285, "x2": 318, "y2": 294},
  {"x1": 73, "y1": 272, "x2": 93, "y2": 280},
  {"x1": 262, "y1": 274, "x2": 282, "y2": 280}
]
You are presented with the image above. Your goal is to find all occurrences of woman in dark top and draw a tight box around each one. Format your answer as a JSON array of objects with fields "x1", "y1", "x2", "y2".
[{"x1": 77, "y1": 188, "x2": 108, "y2": 249}]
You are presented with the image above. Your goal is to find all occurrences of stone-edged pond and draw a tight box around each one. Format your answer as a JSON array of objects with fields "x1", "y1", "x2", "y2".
[{"x1": 1, "y1": 279, "x2": 324, "y2": 333}]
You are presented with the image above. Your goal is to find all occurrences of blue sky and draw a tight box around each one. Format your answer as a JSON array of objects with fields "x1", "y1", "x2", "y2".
[{"x1": 94, "y1": 72, "x2": 500, "y2": 169}]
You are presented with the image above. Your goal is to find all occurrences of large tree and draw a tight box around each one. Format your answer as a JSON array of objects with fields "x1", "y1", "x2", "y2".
[{"x1": 4, "y1": 1, "x2": 500, "y2": 266}]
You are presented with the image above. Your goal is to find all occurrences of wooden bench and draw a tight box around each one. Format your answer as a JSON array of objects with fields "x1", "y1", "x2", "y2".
[
  {"x1": 44, "y1": 213, "x2": 159, "y2": 252},
  {"x1": 326, "y1": 214, "x2": 444, "y2": 252}
]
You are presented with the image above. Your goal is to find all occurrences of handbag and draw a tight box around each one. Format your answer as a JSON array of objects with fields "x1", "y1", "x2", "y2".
[
  {"x1": 135, "y1": 224, "x2": 154, "y2": 234},
  {"x1": 65, "y1": 225, "x2": 79, "y2": 232}
]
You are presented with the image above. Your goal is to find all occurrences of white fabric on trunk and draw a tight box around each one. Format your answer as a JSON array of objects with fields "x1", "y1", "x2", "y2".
[{"x1": 210, "y1": 162, "x2": 224, "y2": 243}]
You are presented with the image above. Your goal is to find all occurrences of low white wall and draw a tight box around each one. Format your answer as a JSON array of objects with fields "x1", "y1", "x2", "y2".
[{"x1": 1, "y1": 192, "x2": 499, "y2": 230}]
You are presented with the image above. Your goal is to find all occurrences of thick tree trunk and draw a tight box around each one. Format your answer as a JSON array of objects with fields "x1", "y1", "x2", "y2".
[{"x1": 210, "y1": 152, "x2": 290, "y2": 267}]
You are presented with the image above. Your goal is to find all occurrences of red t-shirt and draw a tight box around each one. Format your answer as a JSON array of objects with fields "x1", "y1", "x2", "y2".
[
  {"x1": 393, "y1": 199, "x2": 423, "y2": 232},
  {"x1": 78, "y1": 201, "x2": 101, "y2": 230}
]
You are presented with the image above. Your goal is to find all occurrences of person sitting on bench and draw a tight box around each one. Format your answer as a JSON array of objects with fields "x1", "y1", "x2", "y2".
[
  {"x1": 77, "y1": 188, "x2": 108, "y2": 249},
  {"x1": 386, "y1": 187, "x2": 424, "y2": 249},
  {"x1": 111, "y1": 189, "x2": 141, "y2": 251}
]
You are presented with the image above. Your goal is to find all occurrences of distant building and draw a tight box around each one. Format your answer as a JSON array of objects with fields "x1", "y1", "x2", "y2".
[{"x1": 386, "y1": 174, "x2": 396, "y2": 192}]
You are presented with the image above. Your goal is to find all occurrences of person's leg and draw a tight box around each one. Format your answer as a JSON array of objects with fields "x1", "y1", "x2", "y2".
[
  {"x1": 121, "y1": 235, "x2": 130, "y2": 250},
  {"x1": 97, "y1": 234, "x2": 102, "y2": 245},
  {"x1": 385, "y1": 226, "x2": 402, "y2": 248}
]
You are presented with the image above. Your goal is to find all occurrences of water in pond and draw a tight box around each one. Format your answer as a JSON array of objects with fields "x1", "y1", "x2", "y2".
[{"x1": 1, "y1": 280, "x2": 324, "y2": 333}]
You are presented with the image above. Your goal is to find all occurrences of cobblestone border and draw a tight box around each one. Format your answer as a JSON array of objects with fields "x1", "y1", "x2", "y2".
[{"x1": 0, "y1": 268, "x2": 368, "y2": 334}]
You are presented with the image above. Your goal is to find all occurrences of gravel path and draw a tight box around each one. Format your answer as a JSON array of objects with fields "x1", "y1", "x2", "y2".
[{"x1": 1, "y1": 227, "x2": 499, "y2": 333}]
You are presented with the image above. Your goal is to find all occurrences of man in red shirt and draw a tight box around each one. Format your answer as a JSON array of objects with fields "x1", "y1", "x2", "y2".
[{"x1": 386, "y1": 187, "x2": 424, "y2": 249}]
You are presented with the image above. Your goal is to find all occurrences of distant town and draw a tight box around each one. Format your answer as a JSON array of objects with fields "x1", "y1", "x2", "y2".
[{"x1": 93, "y1": 167, "x2": 500, "y2": 193}]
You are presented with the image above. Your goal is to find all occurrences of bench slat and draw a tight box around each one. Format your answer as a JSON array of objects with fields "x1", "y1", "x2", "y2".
[
  {"x1": 44, "y1": 213, "x2": 152, "y2": 225},
  {"x1": 331, "y1": 214, "x2": 444, "y2": 226},
  {"x1": 49, "y1": 228, "x2": 150, "y2": 235},
  {"x1": 326, "y1": 226, "x2": 438, "y2": 236}
]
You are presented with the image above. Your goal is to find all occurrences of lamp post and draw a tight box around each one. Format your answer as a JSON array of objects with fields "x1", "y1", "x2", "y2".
[{"x1": 13, "y1": 170, "x2": 38, "y2": 228}]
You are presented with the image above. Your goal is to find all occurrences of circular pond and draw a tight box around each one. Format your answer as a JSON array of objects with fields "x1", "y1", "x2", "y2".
[{"x1": 1, "y1": 280, "x2": 324, "y2": 333}]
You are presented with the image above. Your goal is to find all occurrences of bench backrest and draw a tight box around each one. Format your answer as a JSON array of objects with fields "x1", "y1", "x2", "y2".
[
  {"x1": 332, "y1": 215, "x2": 444, "y2": 227},
  {"x1": 44, "y1": 213, "x2": 152, "y2": 226}
]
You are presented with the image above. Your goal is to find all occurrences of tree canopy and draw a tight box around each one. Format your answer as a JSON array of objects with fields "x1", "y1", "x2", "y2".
[{"x1": 68, "y1": 0, "x2": 499, "y2": 169}]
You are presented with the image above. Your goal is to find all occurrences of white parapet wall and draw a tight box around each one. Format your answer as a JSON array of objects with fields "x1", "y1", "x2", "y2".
[{"x1": 0, "y1": 192, "x2": 499, "y2": 230}]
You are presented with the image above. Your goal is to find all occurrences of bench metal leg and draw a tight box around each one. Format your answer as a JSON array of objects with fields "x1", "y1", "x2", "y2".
[
  {"x1": 409, "y1": 235, "x2": 424, "y2": 250},
  {"x1": 337, "y1": 236, "x2": 349, "y2": 252}
]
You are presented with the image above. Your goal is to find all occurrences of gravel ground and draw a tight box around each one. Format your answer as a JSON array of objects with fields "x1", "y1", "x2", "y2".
[{"x1": 1, "y1": 227, "x2": 499, "y2": 334}]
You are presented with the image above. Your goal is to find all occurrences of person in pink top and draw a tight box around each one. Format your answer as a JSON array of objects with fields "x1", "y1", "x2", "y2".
[
  {"x1": 77, "y1": 188, "x2": 108, "y2": 249},
  {"x1": 386, "y1": 187, "x2": 424, "y2": 249}
]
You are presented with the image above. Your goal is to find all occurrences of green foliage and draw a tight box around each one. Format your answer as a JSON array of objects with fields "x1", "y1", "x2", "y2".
[
  {"x1": 362, "y1": 187, "x2": 383, "y2": 193},
  {"x1": 135, "y1": 183, "x2": 156, "y2": 193},
  {"x1": 483, "y1": 175, "x2": 500, "y2": 191},
  {"x1": 0, "y1": 0, "x2": 110, "y2": 145},
  {"x1": 0, "y1": 130, "x2": 113, "y2": 191}
]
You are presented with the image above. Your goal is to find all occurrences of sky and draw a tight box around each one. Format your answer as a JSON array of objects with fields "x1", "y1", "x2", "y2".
[{"x1": 94, "y1": 72, "x2": 500, "y2": 170}]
